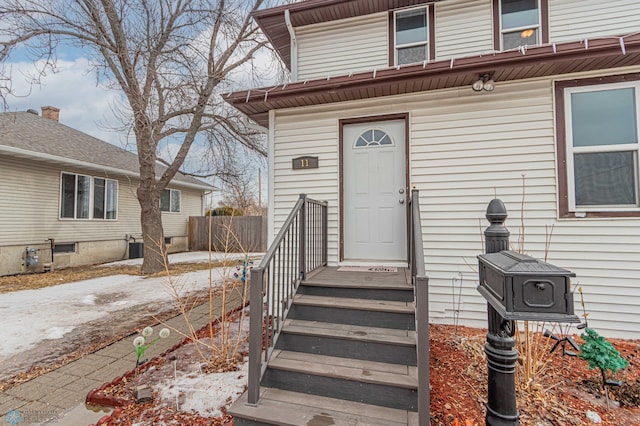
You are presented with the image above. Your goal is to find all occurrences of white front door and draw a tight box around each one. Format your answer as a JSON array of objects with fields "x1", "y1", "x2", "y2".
[{"x1": 343, "y1": 119, "x2": 407, "y2": 262}]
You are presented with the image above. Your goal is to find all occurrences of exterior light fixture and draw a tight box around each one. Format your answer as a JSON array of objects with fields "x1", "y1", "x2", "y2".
[{"x1": 472, "y1": 73, "x2": 495, "y2": 92}]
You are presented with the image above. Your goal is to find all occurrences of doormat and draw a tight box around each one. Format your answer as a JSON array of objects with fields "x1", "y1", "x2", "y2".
[{"x1": 337, "y1": 266, "x2": 398, "y2": 272}]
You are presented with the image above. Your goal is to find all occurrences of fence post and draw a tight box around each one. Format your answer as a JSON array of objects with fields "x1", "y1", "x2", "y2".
[
  {"x1": 247, "y1": 266, "x2": 264, "y2": 406},
  {"x1": 483, "y1": 199, "x2": 519, "y2": 426},
  {"x1": 298, "y1": 194, "x2": 307, "y2": 280}
]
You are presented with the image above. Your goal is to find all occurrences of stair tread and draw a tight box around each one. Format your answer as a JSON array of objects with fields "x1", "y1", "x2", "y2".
[
  {"x1": 302, "y1": 278, "x2": 413, "y2": 290},
  {"x1": 272, "y1": 349, "x2": 416, "y2": 375},
  {"x1": 269, "y1": 350, "x2": 417, "y2": 389},
  {"x1": 283, "y1": 319, "x2": 416, "y2": 345},
  {"x1": 294, "y1": 294, "x2": 414, "y2": 313},
  {"x1": 232, "y1": 388, "x2": 418, "y2": 425}
]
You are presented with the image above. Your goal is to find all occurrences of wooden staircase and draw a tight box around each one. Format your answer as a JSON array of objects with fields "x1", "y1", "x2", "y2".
[{"x1": 231, "y1": 267, "x2": 419, "y2": 425}]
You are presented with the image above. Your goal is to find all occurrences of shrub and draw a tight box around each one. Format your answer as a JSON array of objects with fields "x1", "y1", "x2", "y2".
[{"x1": 579, "y1": 327, "x2": 628, "y2": 388}]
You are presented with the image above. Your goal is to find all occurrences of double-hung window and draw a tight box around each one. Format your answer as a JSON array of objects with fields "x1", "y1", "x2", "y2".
[
  {"x1": 558, "y1": 78, "x2": 640, "y2": 217},
  {"x1": 60, "y1": 173, "x2": 118, "y2": 220},
  {"x1": 160, "y1": 189, "x2": 181, "y2": 213},
  {"x1": 499, "y1": 0, "x2": 541, "y2": 50},
  {"x1": 394, "y1": 7, "x2": 429, "y2": 66}
]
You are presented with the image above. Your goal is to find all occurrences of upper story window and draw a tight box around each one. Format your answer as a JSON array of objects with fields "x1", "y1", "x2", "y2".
[
  {"x1": 556, "y1": 76, "x2": 640, "y2": 218},
  {"x1": 394, "y1": 7, "x2": 429, "y2": 66},
  {"x1": 60, "y1": 173, "x2": 118, "y2": 220},
  {"x1": 501, "y1": 0, "x2": 540, "y2": 49},
  {"x1": 495, "y1": 0, "x2": 548, "y2": 51},
  {"x1": 161, "y1": 188, "x2": 181, "y2": 213}
]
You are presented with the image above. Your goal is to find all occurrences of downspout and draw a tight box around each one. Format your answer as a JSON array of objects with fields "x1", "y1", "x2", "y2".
[{"x1": 284, "y1": 9, "x2": 298, "y2": 82}]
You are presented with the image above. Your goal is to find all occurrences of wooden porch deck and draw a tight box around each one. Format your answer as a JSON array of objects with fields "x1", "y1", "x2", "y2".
[{"x1": 305, "y1": 266, "x2": 412, "y2": 288}]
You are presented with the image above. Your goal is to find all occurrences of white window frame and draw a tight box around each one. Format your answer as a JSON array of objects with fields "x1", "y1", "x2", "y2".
[
  {"x1": 394, "y1": 6, "x2": 429, "y2": 66},
  {"x1": 59, "y1": 172, "x2": 119, "y2": 220},
  {"x1": 161, "y1": 188, "x2": 181, "y2": 213},
  {"x1": 564, "y1": 81, "x2": 640, "y2": 213},
  {"x1": 499, "y1": 0, "x2": 542, "y2": 51}
]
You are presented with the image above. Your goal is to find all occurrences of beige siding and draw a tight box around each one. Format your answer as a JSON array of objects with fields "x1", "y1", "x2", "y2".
[
  {"x1": 435, "y1": 0, "x2": 494, "y2": 60},
  {"x1": 549, "y1": 0, "x2": 640, "y2": 43},
  {"x1": 272, "y1": 69, "x2": 640, "y2": 339},
  {"x1": 0, "y1": 156, "x2": 202, "y2": 274},
  {"x1": 296, "y1": 12, "x2": 389, "y2": 81}
]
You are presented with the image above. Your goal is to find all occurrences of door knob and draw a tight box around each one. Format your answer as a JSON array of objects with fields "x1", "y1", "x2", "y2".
[
  {"x1": 399, "y1": 198, "x2": 405, "y2": 204},
  {"x1": 399, "y1": 188, "x2": 405, "y2": 194}
]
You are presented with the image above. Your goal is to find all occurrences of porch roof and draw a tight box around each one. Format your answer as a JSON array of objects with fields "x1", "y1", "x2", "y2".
[{"x1": 224, "y1": 33, "x2": 640, "y2": 128}]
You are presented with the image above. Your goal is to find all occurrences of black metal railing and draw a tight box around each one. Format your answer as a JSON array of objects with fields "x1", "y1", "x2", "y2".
[
  {"x1": 247, "y1": 194, "x2": 328, "y2": 405},
  {"x1": 409, "y1": 189, "x2": 430, "y2": 425}
]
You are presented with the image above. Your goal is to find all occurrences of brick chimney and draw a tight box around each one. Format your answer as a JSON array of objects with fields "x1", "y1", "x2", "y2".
[{"x1": 41, "y1": 106, "x2": 60, "y2": 122}]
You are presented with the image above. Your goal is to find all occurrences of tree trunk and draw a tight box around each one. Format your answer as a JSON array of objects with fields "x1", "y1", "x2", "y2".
[{"x1": 138, "y1": 183, "x2": 167, "y2": 274}]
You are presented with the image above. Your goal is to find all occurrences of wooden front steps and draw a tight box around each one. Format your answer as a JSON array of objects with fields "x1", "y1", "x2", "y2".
[
  {"x1": 231, "y1": 267, "x2": 418, "y2": 425},
  {"x1": 233, "y1": 388, "x2": 418, "y2": 425}
]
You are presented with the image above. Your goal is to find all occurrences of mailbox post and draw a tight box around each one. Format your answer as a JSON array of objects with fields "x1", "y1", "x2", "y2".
[
  {"x1": 481, "y1": 199, "x2": 519, "y2": 426},
  {"x1": 478, "y1": 200, "x2": 580, "y2": 426}
]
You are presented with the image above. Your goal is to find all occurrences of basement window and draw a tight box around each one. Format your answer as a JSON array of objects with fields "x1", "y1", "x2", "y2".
[{"x1": 53, "y1": 243, "x2": 76, "y2": 254}]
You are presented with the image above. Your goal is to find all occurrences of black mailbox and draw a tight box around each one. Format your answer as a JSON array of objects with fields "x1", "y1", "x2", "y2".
[{"x1": 477, "y1": 250, "x2": 579, "y2": 322}]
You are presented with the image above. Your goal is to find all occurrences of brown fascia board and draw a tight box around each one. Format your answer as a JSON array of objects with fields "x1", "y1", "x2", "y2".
[
  {"x1": 253, "y1": 0, "x2": 437, "y2": 69},
  {"x1": 225, "y1": 34, "x2": 640, "y2": 127}
]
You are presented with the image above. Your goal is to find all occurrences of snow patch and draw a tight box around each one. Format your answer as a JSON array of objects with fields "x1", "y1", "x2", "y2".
[
  {"x1": 45, "y1": 326, "x2": 75, "y2": 340},
  {"x1": 0, "y1": 251, "x2": 262, "y2": 359},
  {"x1": 155, "y1": 361, "x2": 248, "y2": 418}
]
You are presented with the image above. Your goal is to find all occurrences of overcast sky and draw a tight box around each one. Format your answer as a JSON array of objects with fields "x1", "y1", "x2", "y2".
[
  {"x1": 6, "y1": 57, "x2": 129, "y2": 147},
  {"x1": 3, "y1": 34, "x2": 277, "y2": 204}
]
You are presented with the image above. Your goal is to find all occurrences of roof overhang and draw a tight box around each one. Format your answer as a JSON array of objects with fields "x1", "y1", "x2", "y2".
[
  {"x1": 253, "y1": 0, "x2": 439, "y2": 69},
  {"x1": 0, "y1": 145, "x2": 214, "y2": 191},
  {"x1": 225, "y1": 34, "x2": 640, "y2": 128}
]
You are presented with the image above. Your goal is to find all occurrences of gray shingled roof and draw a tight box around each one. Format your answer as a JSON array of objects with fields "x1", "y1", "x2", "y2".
[{"x1": 0, "y1": 111, "x2": 210, "y2": 190}]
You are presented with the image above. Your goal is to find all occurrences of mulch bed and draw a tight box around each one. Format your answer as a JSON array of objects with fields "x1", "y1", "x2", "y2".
[
  {"x1": 90, "y1": 321, "x2": 640, "y2": 425},
  {"x1": 430, "y1": 324, "x2": 640, "y2": 425}
]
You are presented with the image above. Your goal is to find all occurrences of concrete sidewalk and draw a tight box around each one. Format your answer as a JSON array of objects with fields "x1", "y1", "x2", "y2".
[{"x1": 0, "y1": 289, "x2": 246, "y2": 426}]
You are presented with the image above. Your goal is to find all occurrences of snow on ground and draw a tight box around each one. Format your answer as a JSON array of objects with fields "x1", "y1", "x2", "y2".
[
  {"x1": 0, "y1": 252, "x2": 259, "y2": 361},
  {"x1": 154, "y1": 307, "x2": 251, "y2": 418},
  {"x1": 156, "y1": 361, "x2": 249, "y2": 418}
]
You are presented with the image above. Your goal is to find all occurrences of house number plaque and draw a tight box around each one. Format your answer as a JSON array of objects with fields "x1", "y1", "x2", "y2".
[{"x1": 292, "y1": 156, "x2": 319, "y2": 170}]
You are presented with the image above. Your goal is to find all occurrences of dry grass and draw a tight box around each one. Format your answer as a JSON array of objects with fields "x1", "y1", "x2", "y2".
[{"x1": 0, "y1": 260, "x2": 235, "y2": 294}]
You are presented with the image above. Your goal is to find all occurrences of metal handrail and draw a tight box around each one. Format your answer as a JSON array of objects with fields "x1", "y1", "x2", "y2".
[
  {"x1": 247, "y1": 194, "x2": 328, "y2": 405},
  {"x1": 409, "y1": 189, "x2": 430, "y2": 425}
]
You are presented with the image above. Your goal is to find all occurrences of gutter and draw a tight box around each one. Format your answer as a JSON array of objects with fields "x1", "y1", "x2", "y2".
[
  {"x1": 284, "y1": 9, "x2": 298, "y2": 82},
  {"x1": 0, "y1": 145, "x2": 212, "y2": 191}
]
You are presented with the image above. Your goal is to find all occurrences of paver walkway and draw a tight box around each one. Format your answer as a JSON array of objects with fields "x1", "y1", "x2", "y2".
[{"x1": 0, "y1": 289, "x2": 246, "y2": 425}]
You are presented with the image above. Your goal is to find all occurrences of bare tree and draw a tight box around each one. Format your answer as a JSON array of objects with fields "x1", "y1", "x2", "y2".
[{"x1": 0, "y1": 0, "x2": 272, "y2": 273}]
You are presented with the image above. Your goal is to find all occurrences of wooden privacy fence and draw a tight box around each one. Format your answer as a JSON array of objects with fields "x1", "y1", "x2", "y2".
[{"x1": 188, "y1": 216, "x2": 268, "y2": 252}]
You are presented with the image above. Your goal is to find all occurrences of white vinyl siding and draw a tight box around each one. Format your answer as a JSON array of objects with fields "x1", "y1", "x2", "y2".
[
  {"x1": 549, "y1": 0, "x2": 640, "y2": 43},
  {"x1": 271, "y1": 72, "x2": 640, "y2": 339},
  {"x1": 0, "y1": 157, "x2": 201, "y2": 248},
  {"x1": 435, "y1": 0, "x2": 494, "y2": 59},
  {"x1": 296, "y1": 12, "x2": 388, "y2": 81}
]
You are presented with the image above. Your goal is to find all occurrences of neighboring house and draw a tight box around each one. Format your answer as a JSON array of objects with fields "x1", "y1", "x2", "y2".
[
  {"x1": 0, "y1": 107, "x2": 211, "y2": 276},
  {"x1": 225, "y1": 0, "x2": 640, "y2": 339}
]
